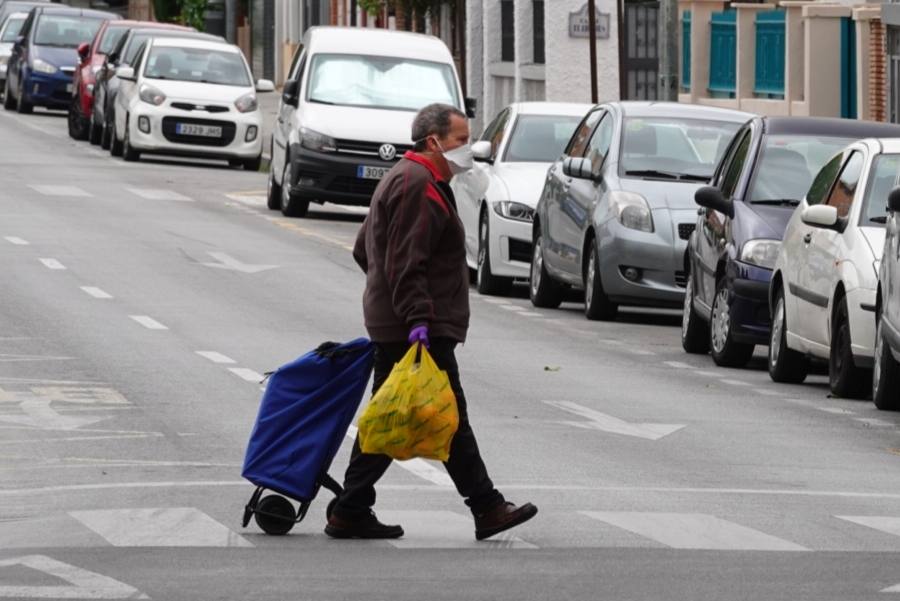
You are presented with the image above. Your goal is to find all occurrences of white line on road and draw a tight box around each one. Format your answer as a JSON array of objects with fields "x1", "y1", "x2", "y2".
[
  {"x1": 816, "y1": 407, "x2": 856, "y2": 415},
  {"x1": 346, "y1": 424, "x2": 453, "y2": 487},
  {"x1": 752, "y1": 388, "x2": 783, "y2": 397},
  {"x1": 29, "y1": 185, "x2": 91, "y2": 197},
  {"x1": 581, "y1": 512, "x2": 809, "y2": 551},
  {"x1": 227, "y1": 367, "x2": 264, "y2": 382},
  {"x1": 80, "y1": 286, "x2": 112, "y2": 299},
  {"x1": 719, "y1": 379, "x2": 750, "y2": 386},
  {"x1": 499, "y1": 304, "x2": 525, "y2": 312},
  {"x1": 628, "y1": 349, "x2": 656, "y2": 356},
  {"x1": 127, "y1": 187, "x2": 193, "y2": 202},
  {"x1": 128, "y1": 315, "x2": 168, "y2": 330},
  {"x1": 4, "y1": 236, "x2": 29, "y2": 245},
  {"x1": 693, "y1": 370, "x2": 718, "y2": 377},
  {"x1": 664, "y1": 361, "x2": 692, "y2": 369},
  {"x1": 38, "y1": 258, "x2": 66, "y2": 270},
  {"x1": 545, "y1": 401, "x2": 685, "y2": 441},
  {"x1": 196, "y1": 351, "x2": 236, "y2": 364},
  {"x1": 0, "y1": 555, "x2": 147, "y2": 599},
  {"x1": 855, "y1": 417, "x2": 896, "y2": 427},
  {"x1": 480, "y1": 298, "x2": 511, "y2": 305},
  {"x1": 519, "y1": 312, "x2": 543, "y2": 317}
]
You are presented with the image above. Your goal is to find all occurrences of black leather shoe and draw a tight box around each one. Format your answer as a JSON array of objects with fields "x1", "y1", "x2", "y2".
[
  {"x1": 324, "y1": 511, "x2": 404, "y2": 539},
  {"x1": 474, "y1": 502, "x2": 538, "y2": 541}
]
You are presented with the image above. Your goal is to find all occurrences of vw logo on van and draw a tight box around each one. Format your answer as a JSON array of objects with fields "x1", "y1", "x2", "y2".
[{"x1": 378, "y1": 144, "x2": 397, "y2": 161}]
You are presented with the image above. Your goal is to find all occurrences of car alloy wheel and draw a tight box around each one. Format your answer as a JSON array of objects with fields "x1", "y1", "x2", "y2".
[
  {"x1": 710, "y1": 286, "x2": 730, "y2": 354},
  {"x1": 529, "y1": 234, "x2": 563, "y2": 309},
  {"x1": 477, "y1": 212, "x2": 511, "y2": 296},
  {"x1": 709, "y1": 280, "x2": 753, "y2": 367},
  {"x1": 280, "y1": 161, "x2": 309, "y2": 217},
  {"x1": 829, "y1": 296, "x2": 867, "y2": 399},
  {"x1": 769, "y1": 297, "x2": 785, "y2": 368},
  {"x1": 768, "y1": 288, "x2": 808, "y2": 383},
  {"x1": 583, "y1": 238, "x2": 617, "y2": 321}
]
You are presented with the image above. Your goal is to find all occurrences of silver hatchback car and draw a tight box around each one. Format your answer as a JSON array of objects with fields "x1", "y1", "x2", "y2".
[{"x1": 530, "y1": 102, "x2": 751, "y2": 320}]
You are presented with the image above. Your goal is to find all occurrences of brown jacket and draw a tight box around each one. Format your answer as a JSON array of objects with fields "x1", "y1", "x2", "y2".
[{"x1": 353, "y1": 151, "x2": 470, "y2": 343}]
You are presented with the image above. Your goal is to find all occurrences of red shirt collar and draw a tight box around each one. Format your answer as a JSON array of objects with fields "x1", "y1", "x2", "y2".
[{"x1": 403, "y1": 151, "x2": 445, "y2": 182}]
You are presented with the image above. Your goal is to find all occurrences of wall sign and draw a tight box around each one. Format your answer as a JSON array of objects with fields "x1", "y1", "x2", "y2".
[{"x1": 569, "y1": 2, "x2": 611, "y2": 39}]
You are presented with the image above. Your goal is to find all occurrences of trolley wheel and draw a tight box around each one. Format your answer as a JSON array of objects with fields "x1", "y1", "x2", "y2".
[
  {"x1": 326, "y1": 496, "x2": 338, "y2": 520},
  {"x1": 255, "y1": 495, "x2": 296, "y2": 535}
]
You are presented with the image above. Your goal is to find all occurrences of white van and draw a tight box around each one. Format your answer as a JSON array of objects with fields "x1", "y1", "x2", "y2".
[{"x1": 267, "y1": 26, "x2": 473, "y2": 217}]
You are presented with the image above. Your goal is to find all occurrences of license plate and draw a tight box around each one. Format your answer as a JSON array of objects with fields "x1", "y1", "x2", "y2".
[
  {"x1": 65, "y1": 83, "x2": 73, "y2": 93},
  {"x1": 357, "y1": 165, "x2": 390, "y2": 180},
  {"x1": 176, "y1": 123, "x2": 222, "y2": 137}
]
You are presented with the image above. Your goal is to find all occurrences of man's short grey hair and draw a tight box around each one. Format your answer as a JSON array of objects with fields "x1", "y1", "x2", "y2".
[{"x1": 411, "y1": 103, "x2": 467, "y2": 152}]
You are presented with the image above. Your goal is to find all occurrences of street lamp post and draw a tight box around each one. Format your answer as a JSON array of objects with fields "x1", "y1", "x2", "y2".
[{"x1": 588, "y1": 0, "x2": 598, "y2": 103}]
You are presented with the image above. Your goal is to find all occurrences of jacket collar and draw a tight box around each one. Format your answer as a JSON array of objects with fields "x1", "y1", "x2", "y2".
[{"x1": 403, "y1": 151, "x2": 445, "y2": 182}]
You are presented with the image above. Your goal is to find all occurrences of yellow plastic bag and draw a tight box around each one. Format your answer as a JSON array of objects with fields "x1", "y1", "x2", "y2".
[{"x1": 358, "y1": 344, "x2": 459, "y2": 462}]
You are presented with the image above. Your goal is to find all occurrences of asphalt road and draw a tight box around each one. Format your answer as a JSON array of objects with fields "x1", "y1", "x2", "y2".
[{"x1": 4, "y1": 106, "x2": 900, "y2": 601}]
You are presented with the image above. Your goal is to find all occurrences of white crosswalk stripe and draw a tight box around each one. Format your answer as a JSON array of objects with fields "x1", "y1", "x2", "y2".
[
  {"x1": 29, "y1": 185, "x2": 91, "y2": 197},
  {"x1": 127, "y1": 187, "x2": 193, "y2": 202},
  {"x1": 836, "y1": 516, "x2": 900, "y2": 538},
  {"x1": 581, "y1": 511, "x2": 809, "y2": 551},
  {"x1": 69, "y1": 508, "x2": 254, "y2": 547}
]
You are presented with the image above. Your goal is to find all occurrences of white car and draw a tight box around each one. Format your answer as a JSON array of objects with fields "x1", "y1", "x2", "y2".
[
  {"x1": 451, "y1": 102, "x2": 592, "y2": 295},
  {"x1": 111, "y1": 37, "x2": 273, "y2": 168},
  {"x1": 0, "y1": 12, "x2": 27, "y2": 95},
  {"x1": 769, "y1": 138, "x2": 900, "y2": 397}
]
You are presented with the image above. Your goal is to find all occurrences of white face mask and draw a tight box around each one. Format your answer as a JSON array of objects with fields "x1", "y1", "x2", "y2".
[{"x1": 435, "y1": 138, "x2": 474, "y2": 175}]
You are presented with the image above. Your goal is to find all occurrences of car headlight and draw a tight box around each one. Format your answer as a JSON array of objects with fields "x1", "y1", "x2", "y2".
[
  {"x1": 138, "y1": 83, "x2": 166, "y2": 106},
  {"x1": 234, "y1": 92, "x2": 258, "y2": 113},
  {"x1": 32, "y1": 58, "x2": 57, "y2": 74},
  {"x1": 299, "y1": 126, "x2": 336, "y2": 153},
  {"x1": 493, "y1": 201, "x2": 534, "y2": 222},
  {"x1": 609, "y1": 191, "x2": 653, "y2": 232},
  {"x1": 740, "y1": 239, "x2": 781, "y2": 270}
]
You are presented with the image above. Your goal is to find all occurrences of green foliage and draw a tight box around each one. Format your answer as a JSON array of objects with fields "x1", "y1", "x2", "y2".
[
  {"x1": 179, "y1": 0, "x2": 209, "y2": 30},
  {"x1": 152, "y1": 0, "x2": 178, "y2": 22},
  {"x1": 358, "y1": 0, "x2": 452, "y2": 18}
]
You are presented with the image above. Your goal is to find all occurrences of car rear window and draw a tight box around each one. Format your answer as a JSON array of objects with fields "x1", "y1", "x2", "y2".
[
  {"x1": 98, "y1": 25, "x2": 128, "y2": 55},
  {"x1": 747, "y1": 135, "x2": 854, "y2": 203},
  {"x1": 34, "y1": 15, "x2": 104, "y2": 48},
  {"x1": 1, "y1": 16, "x2": 25, "y2": 42}
]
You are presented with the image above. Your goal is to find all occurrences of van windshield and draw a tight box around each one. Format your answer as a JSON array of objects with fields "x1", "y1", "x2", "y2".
[{"x1": 307, "y1": 53, "x2": 459, "y2": 112}]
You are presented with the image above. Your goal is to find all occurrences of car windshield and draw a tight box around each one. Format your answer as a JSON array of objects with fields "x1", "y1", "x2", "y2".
[
  {"x1": 620, "y1": 117, "x2": 741, "y2": 179},
  {"x1": 503, "y1": 114, "x2": 583, "y2": 163},
  {"x1": 748, "y1": 135, "x2": 854, "y2": 203},
  {"x1": 144, "y1": 45, "x2": 251, "y2": 87},
  {"x1": 307, "y1": 53, "x2": 459, "y2": 111},
  {"x1": 98, "y1": 26, "x2": 128, "y2": 55},
  {"x1": 861, "y1": 153, "x2": 900, "y2": 226},
  {"x1": 34, "y1": 15, "x2": 104, "y2": 48},
  {"x1": 1, "y1": 16, "x2": 25, "y2": 42}
]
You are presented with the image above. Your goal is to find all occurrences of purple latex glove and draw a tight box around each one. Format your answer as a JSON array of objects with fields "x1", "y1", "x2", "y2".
[{"x1": 408, "y1": 324, "x2": 430, "y2": 348}]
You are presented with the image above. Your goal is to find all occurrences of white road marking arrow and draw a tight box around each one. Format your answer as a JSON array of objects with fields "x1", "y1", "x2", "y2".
[
  {"x1": 545, "y1": 401, "x2": 685, "y2": 441},
  {"x1": 0, "y1": 399, "x2": 108, "y2": 430},
  {"x1": 0, "y1": 555, "x2": 147, "y2": 599},
  {"x1": 201, "y1": 251, "x2": 277, "y2": 274}
]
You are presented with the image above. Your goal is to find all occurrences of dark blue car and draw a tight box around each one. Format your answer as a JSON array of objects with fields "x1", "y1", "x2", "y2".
[
  {"x1": 3, "y1": 5, "x2": 117, "y2": 113},
  {"x1": 681, "y1": 116, "x2": 900, "y2": 367}
]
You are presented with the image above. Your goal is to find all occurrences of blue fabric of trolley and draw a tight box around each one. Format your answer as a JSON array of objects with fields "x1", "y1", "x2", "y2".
[{"x1": 242, "y1": 338, "x2": 374, "y2": 501}]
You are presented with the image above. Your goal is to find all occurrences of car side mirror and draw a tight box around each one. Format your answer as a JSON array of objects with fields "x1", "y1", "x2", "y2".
[
  {"x1": 465, "y1": 97, "x2": 477, "y2": 119},
  {"x1": 115, "y1": 66, "x2": 135, "y2": 81},
  {"x1": 801, "y1": 205, "x2": 839, "y2": 229},
  {"x1": 888, "y1": 186, "x2": 900, "y2": 213},
  {"x1": 282, "y1": 78, "x2": 299, "y2": 105},
  {"x1": 472, "y1": 140, "x2": 492, "y2": 163},
  {"x1": 255, "y1": 78, "x2": 275, "y2": 93},
  {"x1": 77, "y1": 42, "x2": 89, "y2": 61},
  {"x1": 563, "y1": 157, "x2": 599, "y2": 182},
  {"x1": 694, "y1": 186, "x2": 734, "y2": 218}
]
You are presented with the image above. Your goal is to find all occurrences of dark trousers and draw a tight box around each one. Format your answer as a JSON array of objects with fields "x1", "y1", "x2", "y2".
[{"x1": 333, "y1": 338, "x2": 504, "y2": 519}]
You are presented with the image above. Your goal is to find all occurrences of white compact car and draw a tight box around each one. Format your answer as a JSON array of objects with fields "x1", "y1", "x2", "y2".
[
  {"x1": 111, "y1": 37, "x2": 273, "y2": 168},
  {"x1": 451, "y1": 102, "x2": 591, "y2": 296},
  {"x1": 0, "y1": 12, "x2": 27, "y2": 95},
  {"x1": 769, "y1": 138, "x2": 900, "y2": 397}
]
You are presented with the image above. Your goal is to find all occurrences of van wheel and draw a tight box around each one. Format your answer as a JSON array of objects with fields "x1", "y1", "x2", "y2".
[
  {"x1": 583, "y1": 238, "x2": 618, "y2": 321},
  {"x1": 768, "y1": 286, "x2": 808, "y2": 383},
  {"x1": 529, "y1": 233, "x2": 563, "y2": 309},
  {"x1": 682, "y1": 273, "x2": 710, "y2": 354},
  {"x1": 873, "y1": 312, "x2": 900, "y2": 410},
  {"x1": 280, "y1": 161, "x2": 309, "y2": 217},
  {"x1": 266, "y1": 167, "x2": 282, "y2": 210},
  {"x1": 709, "y1": 279, "x2": 754, "y2": 367},
  {"x1": 829, "y1": 296, "x2": 868, "y2": 399}
]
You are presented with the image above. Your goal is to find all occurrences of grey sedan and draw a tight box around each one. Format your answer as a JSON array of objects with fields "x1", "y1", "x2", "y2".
[{"x1": 530, "y1": 102, "x2": 751, "y2": 320}]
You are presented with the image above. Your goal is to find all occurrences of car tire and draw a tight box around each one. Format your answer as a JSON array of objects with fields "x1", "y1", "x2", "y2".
[
  {"x1": 3, "y1": 77, "x2": 16, "y2": 110},
  {"x1": 16, "y1": 78, "x2": 32, "y2": 114},
  {"x1": 768, "y1": 286, "x2": 809, "y2": 383},
  {"x1": 280, "y1": 161, "x2": 309, "y2": 217},
  {"x1": 583, "y1": 237, "x2": 618, "y2": 321},
  {"x1": 266, "y1": 166, "x2": 282, "y2": 211},
  {"x1": 110, "y1": 120, "x2": 123, "y2": 157},
  {"x1": 243, "y1": 155, "x2": 262, "y2": 172},
  {"x1": 709, "y1": 278, "x2": 754, "y2": 367},
  {"x1": 477, "y1": 211, "x2": 513, "y2": 296},
  {"x1": 873, "y1": 312, "x2": 900, "y2": 410},
  {"x1": 122, "y1": 120, "x2": 139, "y2": 162},
  {"x1": 67, "y1": 96, "x2": 87, "y2": 140},
  {"x1": 529, "y1": 233, "x2": 563, "y2": 309},
  {"x1": 88, "y1": 114, "x2": 102, "y2": 145},
  {"x1": 829, "y1": 295, "x2": 868, "y2": 399},
  {"x1": 682, "y1": 273, "x2": 710, "y2": 354}
]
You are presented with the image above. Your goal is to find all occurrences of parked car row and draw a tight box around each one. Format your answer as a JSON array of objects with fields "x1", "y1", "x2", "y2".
[{"x1": 0, "y1": 3, "x2": 274, "y2": 169}]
